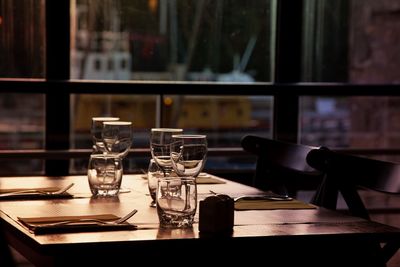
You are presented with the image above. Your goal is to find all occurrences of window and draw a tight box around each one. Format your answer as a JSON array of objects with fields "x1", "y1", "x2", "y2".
[
  {"x1": 1, "y1": 0, "x2": 400, "y2": 176},
  {"x1": 0, "y1": 0, "x2": 45, "y2": 174},
  {"x1": 69, "y1": 0, "x2": 275, "y2": 173},
  {"x1": 300, "y1": 0, "x2": 400, "y2": 162}
]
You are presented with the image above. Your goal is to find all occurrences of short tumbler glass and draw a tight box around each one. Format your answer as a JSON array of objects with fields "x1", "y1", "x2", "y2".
[
  {"x1": 156, "y1": 177, "x2": 197, "y2": 228},
  {"x1": 88, "y1": 154, "x2": 123, "y2": 197}
]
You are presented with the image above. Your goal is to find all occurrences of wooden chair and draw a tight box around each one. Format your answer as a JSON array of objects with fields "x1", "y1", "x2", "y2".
[
  {"x1": 240, "y1": 135, "x2": 323, "y2": 196},
  {"x1": 306, "y1": 147, "x2": 400, "y2": 264}
]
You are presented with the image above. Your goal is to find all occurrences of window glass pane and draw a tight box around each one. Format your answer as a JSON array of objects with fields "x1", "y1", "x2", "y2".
[
  {"x1": 163, "y1": 95, "x2": 273, "y2": 173},
  {"x1": 163, "y1": 95, "x2": 272, "y2": 147},
  {"x1": 0, "y1": 93, "x2": 45, "y2": 175},
  {"x1": 70, "y1": 94, "x2": 272, "y2": 173},
  {"x1": 301, "y1": 96, "x2": 400, "y2": 155},
  {"x1": 300, "y1": 96, "x2": 350, "y2": 147},
  {"x1": 302, "y1": 0, "x2": 400, "y2": 84},
  {"x1": 72, "y1": 94, "x2": 157, "y2": 148},
  {"x1": 71, "y1": 94, "x2": 158, "y2": 173},
  {"x1": 300, "y1": 1, "x2": 400, "y2": 155},
  {"x1": 71, "y1": 0, "x2": 274, "y2": 82},
  {"x1": 70, "y1": 0, "x2": 275, "y2": 174},
  {"x1": 349, "y1": 0, "x2": 400, "y2": 84},
  {"x1": 0, "y1": 0, "x2": 45, "y2": 175},
  {"x1": 0, "y1": 0, "x2": 45, "y2": 78}
]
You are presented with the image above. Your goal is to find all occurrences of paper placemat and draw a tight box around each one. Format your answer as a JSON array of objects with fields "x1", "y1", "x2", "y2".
[
  {"x1": 196, "y1": 174, "x2": 226, "y2": 184},
  {"x1": 235, "y1": 199, "x2": 316, "y2": 210},
  {"x1": 0, "y1": 187, "x2": 61, "y2": 194},
  {"x1": 0, "y1": 186, "x2": 73, "y2": 200},
  {"x1": 18, "y1": 214, "x2": 137, "y2": 234}
]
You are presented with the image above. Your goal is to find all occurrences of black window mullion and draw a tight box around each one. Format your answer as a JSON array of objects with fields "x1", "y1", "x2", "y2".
[
  {"x1": 45, "y1": 0, "x2": 71, "y2": 175},
  {"x1": 273, "y1": 0, "x2": 303, "y2": 143}
]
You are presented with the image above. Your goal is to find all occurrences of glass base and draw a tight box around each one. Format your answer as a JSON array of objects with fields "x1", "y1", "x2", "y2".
[
  {"x1": 90, "y1": 187, "x2": 120, "y2": 197},
  {"x1": 158, "y1": 212, "x2": 195, "y2": 228}
]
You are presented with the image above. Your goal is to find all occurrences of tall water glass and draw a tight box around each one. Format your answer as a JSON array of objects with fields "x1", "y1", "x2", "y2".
[
  {"x1": 170, "y1": 134, "x2": 207, "y2": 178},
  {"x1": 91, "y1": 117, "x2": 119, "y2": 153},
  {"x1": 150, "y1": 128, "x2": 183, "y2": 176}
]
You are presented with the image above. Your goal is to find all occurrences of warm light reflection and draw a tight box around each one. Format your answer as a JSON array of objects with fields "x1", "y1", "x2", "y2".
[
  {"x1": 163, "y1": 96, "x2": 173, "y2": 106},
  {"x1": 148, "y1": 0, "x2": 158, "y2": 14}
]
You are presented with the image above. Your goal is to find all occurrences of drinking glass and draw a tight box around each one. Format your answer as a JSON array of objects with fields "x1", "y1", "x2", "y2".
[
  {"x1": 102, "y1": 121, "x2": 133, "y2": 158},
  {"x1": 88, "y1": 154, "x2": 123, "y2": 197},
  {"x1": 148, "y1": 158, "x2": 163, "y2": 207},
  {"x1": 170, "y1": 134, "x2": 208, "y2": 178},
  {"x1": 150, "y1": 128, "x2": 183, "y2": 176},
  {"x1": 156, "y1": 176, "x2": 197, "y2": 228},
  {"x1": 91, "y1": 117, "x2": 120, "y2": 153}
]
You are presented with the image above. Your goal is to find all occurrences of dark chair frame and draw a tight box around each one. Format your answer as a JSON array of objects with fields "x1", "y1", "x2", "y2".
[
  {"x1": 306, "y1": 147, "x2": 400, "y2": 264},
  {"x1": 241, "y1": 135, "x2": 323, "y2": 196}
]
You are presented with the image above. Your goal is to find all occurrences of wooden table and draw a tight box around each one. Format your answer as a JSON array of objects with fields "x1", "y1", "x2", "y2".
[{"x1": 1, "y1": 174, "x2": 399, "y2": 267}]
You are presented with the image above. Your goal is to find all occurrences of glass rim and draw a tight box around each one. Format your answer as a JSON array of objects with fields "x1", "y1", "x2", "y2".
[
  {"x1": 92, "y1": 117, "x2": 120, "y2": 121},
  {"x1": 90, "y1": 153, "x2": 121, "y2": 159},
  {"x1": 103, "y1": 121, "x2": 132, "y2": 125},
  {"x1": 171, "y1": 134, "x2": 206, "y2": 138},
  {"x1": 158, "y1": 176, "x2": 196, "y2": 181},
  {"x1": 151, "y1": 128, "x2": 183, "y2": 132}
]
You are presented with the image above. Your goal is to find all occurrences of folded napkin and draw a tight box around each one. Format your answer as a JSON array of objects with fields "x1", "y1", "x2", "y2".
[
  {"x1": 0, "y1": 186, "x2": 60, "y2": 194},
  {"x1": 18, "y1": 214, "x2": 137, "y2": 234},
  {"x1": 0, "y1": 186, "x2": 73, "y2": 200},
  {"x1": 196, "y1": 174, "x2": 226, "y2": 184},
  {"x1": 234, "y1": 199, "x2": 316, "y2": 210}
]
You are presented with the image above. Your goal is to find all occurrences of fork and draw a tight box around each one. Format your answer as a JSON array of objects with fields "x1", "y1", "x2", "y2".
[
  {"x1": 30, "y1": 209, "x2": 138, "y2": 228},
  {"x1": 0, "y1": 183, "x2": 74, "y2": 197}
]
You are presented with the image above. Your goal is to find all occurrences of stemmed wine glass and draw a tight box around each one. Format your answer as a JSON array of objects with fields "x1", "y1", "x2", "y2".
[
  {"x1": 170, "y1": 134, "x2": 208, "y2": 178},
  {"x1": 169, "y1": 134, "x2": 207, "y2": 212},
  {"x1": 102, "y1": 121, "x2": 133, "y2": 158},
  {"x1": 91, "y1": 117, "x2": 120, "y2": 153},
  {"x1": 147, "y1": 159, "x2": 162, "y2": 207},
  {"x1": 150, "y1": 128, "x2": 183, "y2": 177}
]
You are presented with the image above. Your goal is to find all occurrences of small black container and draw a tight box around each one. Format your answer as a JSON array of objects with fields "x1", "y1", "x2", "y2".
[{"x1": 199, "y1": 194, "x2": 234, "y2": 235}]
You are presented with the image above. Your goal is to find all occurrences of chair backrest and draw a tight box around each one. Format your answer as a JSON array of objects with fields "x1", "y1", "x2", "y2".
[
  {"x1": 306, "y1": 147, "x2": 400, "y2": 263},
  {"x1": 307, "y1": 147, "x2": 400, "y2": 218},
  {"x1": 241, "y1": 135, "x2": 323, "y2": 196}
]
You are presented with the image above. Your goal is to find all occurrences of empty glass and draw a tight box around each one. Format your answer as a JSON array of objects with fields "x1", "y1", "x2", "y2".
[
  {"x1": 156, "y1": 177, "x2": 197, "y2": 228},
  {"x1": 170, "y1": 134, "x2": 208, "y2": 178},
  {"x1": 102, "y1": 121, "x2": 133, "y2": 158},
  {"x1": 88, "y1": 154, "x2": 123, "y2": 197},
  {"x1": 150, "y1": 128, "x2": 183, "y2": 176},
  {"x1": 148, "y1": 159, "x2": 162, "y2": 207},
  {"x1": 91, "y1": 117, "x2": 120, "y2": 153}
]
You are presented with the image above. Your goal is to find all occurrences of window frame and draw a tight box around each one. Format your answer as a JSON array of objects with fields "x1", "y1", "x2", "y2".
[{"x1": 1, "y1": 0, "x2": 400, "y2": 176}]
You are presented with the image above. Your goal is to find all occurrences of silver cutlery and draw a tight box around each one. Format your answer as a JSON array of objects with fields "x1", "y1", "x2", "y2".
[
  {"x1": 0, "y1": 183, "x2": 75, "y2": 198},
  {"x1": 30, "y1": 209, "x2": 138, "y2": 228},
  {"x1": 208, "y1": 190, "x2": 292, "y2": 202},
  {"x1": 233, "y1": 194, "x2": 293, "y2": 202}
]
